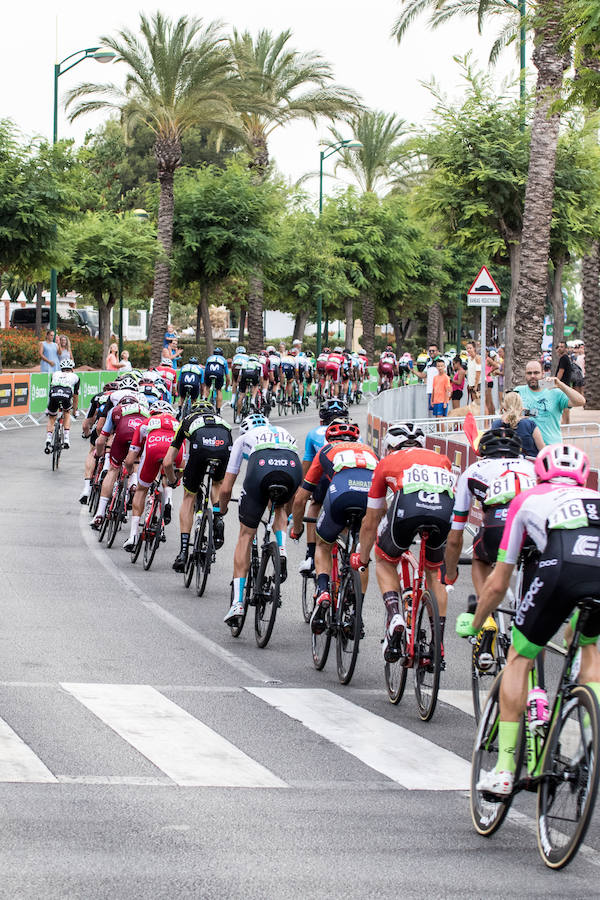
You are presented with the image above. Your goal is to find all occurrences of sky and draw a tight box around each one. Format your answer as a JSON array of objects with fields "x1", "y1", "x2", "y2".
[{"x1": 2, "y1": 0, "x2": 522, "y2": 193}]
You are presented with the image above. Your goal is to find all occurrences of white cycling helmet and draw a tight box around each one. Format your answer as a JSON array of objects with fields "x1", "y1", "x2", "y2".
[
  {"x1": 236, "y1": 346, "x2": 246, "y2": 354},
  {"x1": 382, "y1": 422, "x2": 426, "y2": 454},
  {"x1": 240, "y1": 413, "x2": 269, "y2": 433},
  {"x1": 117, "y1": 375, "x2": 137, "y2": 390},
  {"x1": 150, "y1": 400, "x2": 176, "y2": 415},
  {"x1": 60, "y1": 358, "x2": 75, "y2": 369}
]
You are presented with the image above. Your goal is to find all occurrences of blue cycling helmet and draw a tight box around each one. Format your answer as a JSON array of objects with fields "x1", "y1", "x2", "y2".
[
  {"x1": 214, "y1": 347, "x2": 224, "y2": 356},
  {"x1": 240, "y1": 413, "x2": 269, "y2": 433},
  {"x1": 188, "y1": 356, "x2": 199, "y2": 365}
]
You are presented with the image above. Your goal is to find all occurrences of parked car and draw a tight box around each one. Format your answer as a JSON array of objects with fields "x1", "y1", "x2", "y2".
[{"x1": 10, "y1": 307, "x2": 92, "y2": 336}]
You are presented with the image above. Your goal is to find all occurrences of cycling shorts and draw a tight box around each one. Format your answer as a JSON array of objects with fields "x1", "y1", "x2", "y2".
[
  {"x1": 178, "y1": 374, "x2": 202, "y2": 401},
  {"x1": 376, "y1": 489, "x2": 453, "y2": 568},
  {"x1": 239, "y1": 448, "x2": 302, "y2": 529},
  {"x1": 239, "y1": 368, "x2": 260, "y2": 392},
  {"x1": 204, "y1": 363, "x2": 226, "y2": 391},
  {"x1": 513, "y1": 528, "x2": 600, "y2": 658},
  {"x1": 473, "y1": 506, "x2": 509, "y2": 565},
  {"x1": 183, "y1": 426, "x2": 231, "y2": 493},
  {"x1": 316, "y1": 469, "x2": 373, "y2": 544},
  {"x1": 281, "y1": 363, "x2": 296, "y2": 381},
  {"x1": 316, "y1": 361, "x2": 327, "y2": 374},
  {"x1": 138, "y1": 432, "x2": 183, "y2": 487},
  {"x1": 231, "y1": 365, "x2": 242, "y2": 383},
  {"x1": 109, "y1": 415, "x2": 147, "y2": 469},
  {"x1": 325, "y1": 363, "x2": 341, "y2": 383},
  {"x1": 378, "y1": 363, "x2": 394, "y2": 378},
  {"x1": 47, "y1": 386, "x2": 73, "y2": 415}
]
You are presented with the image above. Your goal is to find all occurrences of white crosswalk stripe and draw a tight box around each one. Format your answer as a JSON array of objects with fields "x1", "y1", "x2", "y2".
[
  {"x1": 0, "y1": 717, "x2": 56, "y2": 783},
  {"x1": 248, "y1": 688, "x2": 471, "y2": 790}
]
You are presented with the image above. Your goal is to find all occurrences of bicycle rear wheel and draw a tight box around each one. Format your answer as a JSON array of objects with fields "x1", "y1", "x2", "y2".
[
  {"x1": 384, "y1": 613, "x2": 408, "y2": 704},
  {"x1": 471, "y1": 631, "x2": 504, "y2": 723},
  {"x1": 229, "y1": 567, "x2": 251, "y2": 639},
  {"x1": 470, "y1": 672, "x2": 524, "y2": 836},
  {"x1": 106, "y1": 485, "x2": 125, "y2": 549},
  {"x1": 311, "y1": 603, "x2": 332, "y2": 670},
  {"x1": 195, "y1": 510, "x2": 213, "y2": 597},
  {"x1": 143, "y1": 500, "x2": 162, "y2": 570},
  {"x1": 336, "y1": 571, "x2": 363, "y2": 685},
  {"x1": 277, "y1": 389, "x2": 284, "y2": 416},
  {"x1": 537, "y1": 684, "x2": 600, "y2": 869},
  {"x1": 184, "y1": 508, "x2": 201, "y2": 588},
  {"x1": 254, "y1": 542, "x2": 280, "y2": 648},
  {"x1": 52, "y1": 422, "x2": 61, "y2": 470},
  {"x1": 413, "y1": 589, "x2": 441, "y2": 721},
  {"x1": 301, "y1": 571, "x2": 317, "y2": 624},
  {"x1": 131, "y1": 529, "x2": 143, "y2": 564}
]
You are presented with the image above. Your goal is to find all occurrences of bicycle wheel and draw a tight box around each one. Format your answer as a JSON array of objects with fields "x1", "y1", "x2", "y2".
[
  {"x1": 277, "y1": 389, "x2": 284, "y2": 416},
  {"x1": 311, "y1": 602, "x2": 332, "y2": 670},
  {"x1": 336, "y1": 570, "x2": 363, "y2": 685},
  {"x1": 301, "y1": 571, "x2": 317, "y2": 624},
  {"x1": 106, "y1": 485, "x2": 125, "y2": 548},
  {"x1": 195, "y1": 509, "x2": 213, "y2": 597},
  {"x1": 413, "y1": 589, "x2": 441, "y2": 721},
  {"x1": 254, "y1": 542, "x2": 280, "y2": 648},
  {"x1": 143, "y1": 500, "x2": 162, "y2": 571},
  {"x1": 184, "y1": 508, "x2": 201, "y2": 588},
  {"x1": 229, "y1": 564, "x2": 251, "y2": 639},
  {"x1": 52, "y1": 422, "x2": 61, "y2": 471},
  {"x1": 471, "y1": 628, "x2": 505, "y2": 724},
  {"x1": 384, "y1": 606, "x2": 409, "y2": 704},
  {"x1": 537, "y1": 684, "x2": 600, "y2": 869},
  {"x1": 131, "y1": 529, "x2": 143, "y2": 564},
  {"x1": 471, "y1": 673, "x2": 524, "y2": 836},
  {"x1": 98, "y1": 506, "x2": 110, "y2": 543}
]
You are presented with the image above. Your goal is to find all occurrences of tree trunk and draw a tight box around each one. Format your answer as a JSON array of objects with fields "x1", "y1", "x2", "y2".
[
  {"x1": 344, "y1": 299, "x2": 354, "y2": 350},
  {"x1": 35, "y1": 282, "x2": 44, "y2": 339},
  {"x1": 582, "y1": 241, "x2": 600, "y2": 409},
  {"x1": 510, "y1": 0, "x2": 569, "y2": 385},
  {"x1": 200, "y1": 281, "x2": 214, "y2": 357},
  {"x1": 150, "y1": 136, "x2": 181, "y2": 366},
  {"x1": 238, "y1": 308, "x2": 246, "y2": 344},
  {"x1": 247, "y1": 271, "x2": 263, "y2": 352},
  {"x1": 427, "y1": 302, "x2": 442, "y2": 348},
  {"x1": 98, "y1": 291, "x2": 114, "y2": 366},
  {"x1": 502, "y1": 241, "x2": 521, "y2": 389},
  {"x1": 293, "y1": 310, "x2": 309, "y2": 343},
  {"x1": 550, "y1": 254, "x2": 565, "y2": 372},
  {"x1": 388, "y1": 304, "x2": 403, "y2": 355},
  {"x1": 361, "y1": 292, "x2": 375, "y2": 361},
  {"x1": 196, "y1": 300, "x2": 202, "y2": 342}
]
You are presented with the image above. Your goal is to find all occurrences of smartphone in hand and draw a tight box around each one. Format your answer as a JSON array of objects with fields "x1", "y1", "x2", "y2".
[{"x1": 542, "y1": 376, "x2": 555, "y2": 390}]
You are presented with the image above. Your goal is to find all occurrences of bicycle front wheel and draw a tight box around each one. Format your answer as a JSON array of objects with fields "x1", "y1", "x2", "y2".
[
  {"x1": 470, "y1": 672, "x2": 524, "y2": 837},
  {"x1": 384, "y1": 616, "x2": 408, "y2": 705},
  {"x1": 413, "y1": 589, "x2": 441, "y2": 721},
  {"x1": 52, "y1": 423, "x2": 61, "y2": 470},
  {"x1": 254, "y1": 542, "x2": 280, "y2": 648},
  {"x1": 195, "y1": 510, "x2": 213, "y2": 597},
  {"x1": 311, "y1": 604, "x2": 332, "y2": 670},
  {"x1": 301, "y1": 571, "x2": 317, "y2": 624},
  {"x1": 143, "y1": 501, "x2": 162, "y2": 570},
  {"x1": 537, "y1": 684, "x2": 600, "y2": 869},
  {"x1": 336, "y1": 571, "x2": 363, "y2": 685},
  {"x1": 106, "y1": 486, "x2": 125, "y2": 548},
  {"x1": 183, "y1": 512, "x2": 200, "y2": 589}
]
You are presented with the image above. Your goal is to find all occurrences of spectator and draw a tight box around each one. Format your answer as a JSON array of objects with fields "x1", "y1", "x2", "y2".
[
  {"x1": 572, "y1": 342, "x2": 585, "y2": 401},
  {"x1": 431, "y1": 356, "x2": 451, "y2": 420},
  {"x1": 168, "y1": 339, "x2": 183, "y2": 369},
  {"x1": 497, "y1": 346, "x2": 505, "y2": 404},
  {"x1": 450, "y1": 356, "x2": 466, "y2": 409},
  {"x1": 39, "y1": 329, "x2": 60, "y2": 374},
  {"x1": 492, "y1": 391, "x2": 544, "y2": 457},
  {"x1": 119, "y1": 350, "x2": 132, "y2": 371},
  {"x1": 56, "y1": 334, "x2": 73, "y2": 364},
  {"x1": 416, "y1": 341, "x2": 440, "y2": 412},
  {"x1": 514, "y1": 359, "x2": 585, "y2": 444},
  {"x1": 163, "y1": 323, "x2": 177, "y2": 349},
  {"x1": 105, "y1": 342, "x2": 120, "y2": 371},
  {"x1": 555, "y1": 339, "x2": 573, "y2": 424},
  {"x1": 465, "y1": 341, "x2": 481, "y2": 402},
  {"x1": 484, "y1": 348, "x2": 500, "y2": 415}
]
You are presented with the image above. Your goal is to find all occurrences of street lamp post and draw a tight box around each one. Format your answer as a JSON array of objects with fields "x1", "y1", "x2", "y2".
[
  {"x1": 50, "y1": 47, "x2": 115, "y2": 332},
  {"x1": 316, "y1": 139, "x2": 362, "y2": 356}
]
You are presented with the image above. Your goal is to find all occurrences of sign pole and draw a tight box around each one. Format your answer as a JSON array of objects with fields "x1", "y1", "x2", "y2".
[{"x1": 480, "y1": 306, "x2": 486, "y2": 420}]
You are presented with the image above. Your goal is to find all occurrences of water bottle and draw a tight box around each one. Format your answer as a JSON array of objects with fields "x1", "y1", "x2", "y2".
[{"x1": 527, "y1": 686, "x2": 550, "y2": 735}]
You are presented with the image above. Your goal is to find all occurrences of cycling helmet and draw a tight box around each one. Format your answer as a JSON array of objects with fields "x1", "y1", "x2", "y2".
[
  {"x1": 333, "y1": 346, "x2": 343, "y2": 353},
  {"x1": 150, "y1": 400, "x2": 176, "y2": 415},
  {"x1": 358, "y1": 349, "x2": 367, "y2": 356},
  {"x1": 103, "y1": 381, "x2": 119, "y2": 391},
  {"x1": 534, "y1": 443, "x2": 589, "y2": 486},
  {"x1": 293, "y1": 339, "x2": 302, "y2": 347},
  {"x1": 117, "y1": 375, "x2": 137, "y2": 389},
  {"x1": 266, "y1": 345, "x2": 276, "y2": 353},
  {"x1": 416, "y1": 353, "x2": 428, "y2": 372},
  {"x1": 319, "y1": 398, "x2": 349, "y2": 424},
  {"x1": 240, "y1": 413, "x2": 269, "y2": 433},
  {"x1": 214, "y1": 347, "x2": 223, "y2": 356},
  {"x1": 129, "y1": 369, "x2": 143, "y2": 380},
  {"x1": 139, "y1": 385, "x2": 161, "y2": 403},
  {"x1": 325, "y1": 420, "x2": 360, "y2": 443},
  {"x1": 192, "y1": 399, "x2": 216, "y2": 414},
  {"x1": 382, "y1": 422, "x2": 425, "y2": 454},
  {"x1": 116, "y1": 393, "x2": 138, "y2": 406},
  {"x1": 60, "y1": 358, "x2": 75, "y2": 369},
  {"x1": 478, "y1": 427, "x2": 522, "y2": 459},
  {"x1": 188, "y1": 356, "x2": 199, "y2": 365},
  {"x1": 236, "y1": 346, "x2": 246, "y2": 354}
]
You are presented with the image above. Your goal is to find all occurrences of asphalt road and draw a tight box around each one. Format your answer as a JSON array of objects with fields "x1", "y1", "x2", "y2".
[{"x1": 0, "y1": 402, "x2": 599, "y2": 899}]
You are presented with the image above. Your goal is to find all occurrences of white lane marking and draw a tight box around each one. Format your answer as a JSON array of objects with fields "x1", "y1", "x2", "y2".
[
  {"x1": 0, "y1": 718, "x2": 56, "y2": 783},
  {"x1": 62, "y1": 683, "x2": 286, "y2": 788},
  {"x1": 438, "y1": 690, "x2": 475, "y2": 718},
  {"x1": 78, "y1": 508, "x2": 276, "y2": 684},
  {"x1": 57, "y1": 775, "x2": 172, "y2": 786},
  {"x1": 248, "y1": 688, "x2": 470, "y2": 790}
]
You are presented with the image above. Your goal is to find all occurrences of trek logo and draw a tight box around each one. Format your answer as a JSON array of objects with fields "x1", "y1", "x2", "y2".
[
  {"x1": 202, "y1": 436, "x2": 225, "y2": 447},
  {"x1": 573, "y1": 535, "x2": 600, "y2": 558},
  {"x1": 515, "y1": 576, "x2": 544, "y2": 626}
]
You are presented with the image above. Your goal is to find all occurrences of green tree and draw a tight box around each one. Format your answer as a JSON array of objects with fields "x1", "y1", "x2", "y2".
[
  {"x1": 61, "y1": 212, "x2": 156, "y2": 362},
  {"x1": 228, "y1": 28, "x2": 361, "y2": 350},
  {"x1": 66, "y1": 13, "x2": 236, "y2": 364},
  {"x1": 173, "y1": 161, "x2": 284, "y2": 354},
  {"x1": 329, "y1": 110, "x2": 407, "y2": 194}
]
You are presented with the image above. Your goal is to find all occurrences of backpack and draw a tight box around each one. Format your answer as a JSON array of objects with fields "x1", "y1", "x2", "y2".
[{"x1": 570, "y1": 361, "x2": 584, "y2": 386}]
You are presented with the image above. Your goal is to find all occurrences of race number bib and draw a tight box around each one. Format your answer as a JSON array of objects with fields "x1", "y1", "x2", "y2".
[
  {"x1": 332, "y1": 449, "x2": 377, "y2": 474},
  {"x1": 548, "y1": 498, "x2": 589, "y2": 530},
  {"x1": 120, "y1": 403, "x2": 141, "y2": 417},
  {"x1": 402, "y1": 464, "x2": 456, "y2": 496},
  {"x1": 484, "y1": 471, "x2": 536, "y2": 506}
]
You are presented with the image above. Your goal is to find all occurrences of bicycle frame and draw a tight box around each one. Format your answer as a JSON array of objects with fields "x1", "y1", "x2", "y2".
[{"x1": 398, "y1": 534, "x2": 429, "y2": 667}]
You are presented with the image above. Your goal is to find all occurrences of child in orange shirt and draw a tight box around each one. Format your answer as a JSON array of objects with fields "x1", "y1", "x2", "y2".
[{"x1": 431, "y1": 357, "x2": 451, "y2": 417}]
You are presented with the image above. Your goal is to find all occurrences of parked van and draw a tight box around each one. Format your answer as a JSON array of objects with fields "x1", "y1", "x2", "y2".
[{"x1": 10, "y1": 307, "x2": 91, "y2": 335}]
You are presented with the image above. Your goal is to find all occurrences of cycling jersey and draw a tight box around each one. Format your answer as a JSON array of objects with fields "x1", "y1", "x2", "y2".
[
  {"x1": 177, "y1": 364, "x2": 203, "y2": 400},
  {"x1": 367, "y1": 448, "x2": 454, "y2": 507},
  {"x1": 227, "y1": 425, "x2": 297, "y2": 476},
  {"x1": 155, "y1": 364, "x2": 176, "y2": 392},
  {"x1": 47, "y1": 371, "x2": 80, "y2": 415},
  {"x1": 280, "y1": 355, "x2": 297, "y2": 379},
  {"x1": 102, "y1": 402, "x2": 149, "y2": 468},
  {"x1": 451, "y1": 457, "x2": 537, "y2": 530},
  {"x1": 316, "y1": 352, "x2": 329, "y2": 373},
  {"x1": 239, "y1": 357, "x2": 262, "y2": 391},
  {"x1": 172, "y1": 411, "x2": 232, "y2": 492},
  {"x1": 303, "y1": 425, "x2": 328, "y2": 463},
  {"x1": 131, "y1": 412, "x2": 182, "y2": 487},
  {"x1": 204, "y1": 354, "x2": 229, "y2": 390},
  {"x1": 232, "y1": 353, "x2": 249, "y2": 374},
  {"x1": 304, "y1": 441, "x2": 378, "y2": 491},
  {"x1": 50, "y1": 371, "x2": 80, "y2": 393},
  {"x1": 308, "y1": 443, "x2": 378, "y2": 544},
  {"x1": 325, "y1": 352, "x2": 345, "y2": 382}
]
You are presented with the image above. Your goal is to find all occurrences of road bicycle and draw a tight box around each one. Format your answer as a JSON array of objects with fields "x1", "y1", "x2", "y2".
[
  {"x1": 471, "y1": 595, "x2": 600, "y2": 869},
  {"x1": 183, "y1": 459, "x2": 220, "y2": 597},
  {"x1": 87, "y1": 454, "x2": 105, "y2": 516},
  {"x1": 131, "y1": 478, "x2": 166, "y2": 570},
  {"x1": 310, "y1": 509, "x2": 365, "y2": 685},
  {"x1": 290, "y1": 380, "x2": 302, "y2": 415},
  {"x1": 276, "y1": 384, "x2": 288, "y2": 416},
  {"x1": 179, "y1": 393, "x2": 193, "y2": 422},
  {"x1": 384, "y1": 530, "x2": 443, "y2": 721},
  {"x1": 205, "y1": 376, "x2": 218, "y2": 409},
  {"x1": 50, "y1": 411, "x2": 65, "y2": 471},
  {"x1": 228, "y1": 484, "x2": 288, "y2": 648},
  {"x1": 98, "y1": 465, "x2": 129, "y2": 548}
]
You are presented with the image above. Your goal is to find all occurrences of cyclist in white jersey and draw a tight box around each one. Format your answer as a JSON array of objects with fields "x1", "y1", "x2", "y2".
[{"x1": 45, "y1": 359, "x2": 80, "y2": 452}]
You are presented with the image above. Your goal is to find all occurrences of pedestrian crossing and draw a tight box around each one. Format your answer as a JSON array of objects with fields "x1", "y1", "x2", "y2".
[{"x1": 0, "y1": 685, "x2": 474, "y2": 789}]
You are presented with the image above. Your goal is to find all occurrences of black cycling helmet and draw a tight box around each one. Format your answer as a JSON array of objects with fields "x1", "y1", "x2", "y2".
[
  {"x1": 319, "y1": 397, "x2": 349, "y2": 425},
  {"x1": 214, "y1": 347, "x2": 223, "y2": 356},
  {"x1": 478, "y1": 427, "x2": 522, "y2": 459},
  {"x1": 188, "y1": 356, "x2": 199, "y2": 365}
]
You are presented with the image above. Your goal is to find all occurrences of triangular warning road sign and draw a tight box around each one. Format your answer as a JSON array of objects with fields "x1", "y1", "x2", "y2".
[{"x1": 467, "y1": 265, "x2": 501, "y2": 297}]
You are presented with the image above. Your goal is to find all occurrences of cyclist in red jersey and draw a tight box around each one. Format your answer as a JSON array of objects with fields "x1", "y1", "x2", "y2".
[
  {"x1": 325, "y1": 348, "x2": 345, "y2": 397},
  {"x1": 352, "y1": 422, "x2": 455, "y2": 661}
]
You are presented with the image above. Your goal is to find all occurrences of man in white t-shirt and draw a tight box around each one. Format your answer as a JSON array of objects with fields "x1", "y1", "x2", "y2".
[
  {"x1": 417, "y1": 342, "x2": 440, "y2": 413},
  {"x1": 466, "y1": 341, "x2": 481, "y2": 401}
]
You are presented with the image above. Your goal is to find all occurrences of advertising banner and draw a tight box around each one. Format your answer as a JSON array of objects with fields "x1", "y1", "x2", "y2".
[
  {"x1": 0, "y1": 374, "x2": 14, "y2": 414},
  {"x1": 79, "y1": 372, "x2": 100, "y2": 409},
  {"x1": 29, "y1": 373, "x2": 50, "y2": 415}
]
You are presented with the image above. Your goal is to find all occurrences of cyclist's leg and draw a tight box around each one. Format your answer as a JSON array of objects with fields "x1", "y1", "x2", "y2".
[{"x1": 173, "y1": 452, "x2": 203, "y2": 570}]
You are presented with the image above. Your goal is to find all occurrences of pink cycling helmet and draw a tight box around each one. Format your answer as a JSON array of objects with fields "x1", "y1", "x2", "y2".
[{"x1": 534, "y1": 443, "x2": 590, "y2": 486}]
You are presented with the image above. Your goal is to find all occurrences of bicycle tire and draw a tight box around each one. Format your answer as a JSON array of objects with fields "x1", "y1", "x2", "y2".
[
  {"x1": 311, "y1": 603, "x2": 332, "y2": 670},
  {"x1": 52, "y1": 422, "x2": 61, "y2": 471},
  {"x1": 88, "y1": 482, "x2": 99, "y2": 515},
  {"x1": 195, "y1": 509, "x2": 213, "y2": 597},
  {"x1": 229, "y1": 563, "x2": 252, "y2": 639},
  {"x1": 413, "y1": 589, "x2": 441, "y2": 721},
  {"x1": 106, "y1": 485, "x2": 125, "y2": 549},
  {"x1": 254, "y1": 542, "x2": 280, "y2": 648},
  {"x1": 184, "y1": 506, "x2": 202, "y2": 588},
  {"x1": 301, "y1": 572, "x2": 317, "y2": 623},
  {"x1": 471, "y1": 628, "x2": 504, "y2": 724},
  {"x1": 131, "y1": 530, "x2": 143, "y2": 563},
  {"x1": 277, "y1": 390, "x2": 284, "y2": 417},
  {"x1": 470, "y1": 672, "x2": 524, "y2": 836},
  {"x1": 336, "y1": 570, "x2": 363, "y2": 685},
  {"x1": 537, "y1": 684, "x2": 600, "y2": 869},
  {"x1": 143, "y1": 499, "x2": 162, "y2": 570},
  {"x1": 384, "y1": 610, "x2": 409, "y2": 704},
  {"x1": 98, "y1": 507, "x2": 110, "y2": 543}
]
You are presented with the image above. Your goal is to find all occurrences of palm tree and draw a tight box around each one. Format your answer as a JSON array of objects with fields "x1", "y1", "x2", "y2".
[
  {"x1": 329, "y1": 110, "x2": 407, "y2": 194},
  {"x1": 228, "y1": 28, "x2": 361, "y2": 350},
  {"x1": 66, "y1": 13, "x2": 235, "y2": 364}
]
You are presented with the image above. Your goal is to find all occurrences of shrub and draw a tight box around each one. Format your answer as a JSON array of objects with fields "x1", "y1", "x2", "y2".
[
  {"x1": 124, "y1": 340, "x2": 151, "y2": 368},
  {"x1": 0, "y1": 329, "x2": 39, "y2": 367}
]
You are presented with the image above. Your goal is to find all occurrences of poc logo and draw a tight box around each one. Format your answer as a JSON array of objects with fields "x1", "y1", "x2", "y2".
[
  {"x1": 539, "y1": 558, "x2": 558, "y2": 568},
  {"x1": 573, "y1": 535, "x2": 600, "y2": 558}
]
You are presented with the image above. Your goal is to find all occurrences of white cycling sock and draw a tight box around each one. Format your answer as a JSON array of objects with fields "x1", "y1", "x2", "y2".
[
  {"x1": 129, "y1": 515, "x2": 140, "y2": 540},
  {"x1": 275, "y1": 529, "x2": 287, "y2": 553},
  {"x1": 63, "y1": 429, "x2": 70, "y2": 442},
  {"x1": 163, "y1": 486, "x2": 173, "y2": 505},
  {"x1": 102, "y1": 454, "x2": 110, "y2": 473},
  {"x1": 82, "y1": 479, "x2": 91, "y2": 497},
  {"x1": 97, "y1": 496, "x2": 109, "y2": 518},
  {"x1": 129, "y1": 470, "x2": 138, "y2": 488}
]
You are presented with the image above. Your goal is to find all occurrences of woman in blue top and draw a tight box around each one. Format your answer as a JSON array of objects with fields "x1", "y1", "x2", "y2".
[
  {"x1": 39, "y1": 330, "x2": 60, "y2": 373},
  {"x1": 492, "y1": 391, "x2": 544, "y2": 458}
]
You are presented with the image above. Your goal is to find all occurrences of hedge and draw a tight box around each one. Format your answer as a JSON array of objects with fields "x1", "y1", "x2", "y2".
[{"x1": 0, "y1": 329, "x2": 151, "y2": 369}]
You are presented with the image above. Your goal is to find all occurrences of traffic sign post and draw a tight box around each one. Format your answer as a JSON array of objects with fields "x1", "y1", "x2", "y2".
[{"x1": 467, "y1": 266, "x2": 502, "y2": 420}]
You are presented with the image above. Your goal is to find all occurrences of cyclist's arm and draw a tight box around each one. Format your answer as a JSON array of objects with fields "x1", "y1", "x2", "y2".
[
  {"x1": 291, "y1": 486, "x2": 312, "y2": 534},
  {"x1": 162, "y1": 445, "x2": 179, "y2": 483},
  {"x1": 473, "y1": 562, "x2": 514, "y2": 630},
  {"x1": 356, "y1": 504, "x2": 385, "y2": 563},
  {"x1": 217, "y1": 471, "x2": 237, "y2": 517},
  {"x1": 444, "y1": 530, "x2": 464, "y2": 582}
]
